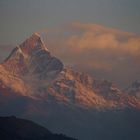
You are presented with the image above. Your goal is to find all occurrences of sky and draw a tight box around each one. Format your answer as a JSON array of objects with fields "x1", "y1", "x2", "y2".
[
  {"x1": 0, "y1": 0, "x2": 140, "y2": 88},
  {"x1": 0, "y1": 0, "x2": 140, "y2": 44}
]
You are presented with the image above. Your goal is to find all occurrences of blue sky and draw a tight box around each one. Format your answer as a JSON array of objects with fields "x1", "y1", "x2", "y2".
[{"x1": 0, "y1": 0, "x2": 140, "y2": 45}]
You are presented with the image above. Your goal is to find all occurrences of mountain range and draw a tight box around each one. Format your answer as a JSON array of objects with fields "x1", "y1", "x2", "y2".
[{"x1": 0, "y1": 33, "x2": 140, "y2": 140}]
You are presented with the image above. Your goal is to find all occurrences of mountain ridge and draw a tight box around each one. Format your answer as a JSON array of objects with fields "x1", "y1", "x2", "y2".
[
  {"x1": 0, "y1": 33, "x2": 140, "y2": 109},
  {"x1": 0, "y1": 116, "x2": 77, "y2": 140}
]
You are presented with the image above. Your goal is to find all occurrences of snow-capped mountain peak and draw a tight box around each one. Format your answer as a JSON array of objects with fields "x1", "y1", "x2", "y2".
[
  {"x1": 0, "y1": 33, "x2": 140, "y2": 109},
  {"x1": 2, "y1": 33, "x2": 63, "y2": 75}
]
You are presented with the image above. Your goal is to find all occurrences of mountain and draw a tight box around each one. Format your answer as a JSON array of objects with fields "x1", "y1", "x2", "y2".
[
  {"x1": 0, "y1": 33, "x2": 140, "y2": 140},
  {"x1": 3, "y1": 33, "x2": 63, "y2": 77},
  {"x1": 125, "y1": 80, "x2": 140, "y2": 99},
  {"x1": 0, "y1": 116, "x2": 77, "y2": 140}
]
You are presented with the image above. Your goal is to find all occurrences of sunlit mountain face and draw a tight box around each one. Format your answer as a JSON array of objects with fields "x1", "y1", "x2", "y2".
[{"x1": 0, "y1": 33, "x2": 140, "y2": 140}]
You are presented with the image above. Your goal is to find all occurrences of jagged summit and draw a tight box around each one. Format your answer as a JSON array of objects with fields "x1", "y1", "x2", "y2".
[
  {"x1": 19, "y1": 32, "x2": 49, "y2": 56},
  {"x1": 2, "y1": 33, "x2": 63, "y2": 78},
  {"x1": 32, "y1": 32, "x2": 41, "y2": 37},
  {"x1": 4, "y1": 33, "x2": 49, "y2": 63}
]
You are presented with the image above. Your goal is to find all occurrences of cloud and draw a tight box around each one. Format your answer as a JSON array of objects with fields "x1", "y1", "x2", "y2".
[
  {"x1": 45, "y1": 22, "x2": 140, "y2": 87},
  {"x1": 66, "y1": 22, "x2": 140, "y2": 55}
]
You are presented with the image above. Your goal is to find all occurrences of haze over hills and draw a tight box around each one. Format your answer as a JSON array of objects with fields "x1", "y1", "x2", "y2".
[{"x1": 0, "y1": 33, "x2": 140, "y2": 140}]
